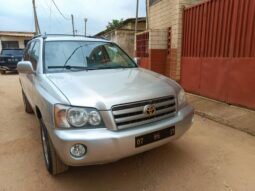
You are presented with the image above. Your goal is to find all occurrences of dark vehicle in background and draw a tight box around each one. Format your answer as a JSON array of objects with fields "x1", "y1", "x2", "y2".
[{"x1": 0, "y1": 48, "x2": 24, "y2": 74}]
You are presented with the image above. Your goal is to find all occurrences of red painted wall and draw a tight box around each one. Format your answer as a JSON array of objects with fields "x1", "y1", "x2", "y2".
[
  {"x1": 139, "y1": 57, "x2": 150, "y2": 69},
  {"x1": 150, "y1": 49, "x2": 167, "y2": 75},
  {"x1": 136, "y1": 49, "x2": 168, "y2": 77}
]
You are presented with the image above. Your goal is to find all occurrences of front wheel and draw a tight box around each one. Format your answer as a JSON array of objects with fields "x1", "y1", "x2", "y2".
[
  {"x1": 40, "y1": 121, "x2": 68, "y2": 175},
  {"x1": 0, "y1": 70, "x2": 6, "y2": 74}
]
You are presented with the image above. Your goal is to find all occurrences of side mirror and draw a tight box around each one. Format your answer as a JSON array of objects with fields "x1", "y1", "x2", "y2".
[
  {"x1": 17, "y1": 61, "x2": 34, "y2": 74},
  {"x1": 134, "y1": 57, "x2": 141, "y2": 66}
]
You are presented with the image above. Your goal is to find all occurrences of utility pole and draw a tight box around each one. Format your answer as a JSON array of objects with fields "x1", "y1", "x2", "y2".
[
  {"x1": 134, "y1": 0, "x2": 139, "y2": 56},
  {"x1": 84, "y1": 18, "x2": 88, "y2": 36},
  {"x1": 32, "y1": 0, "x2": 41, "y2": 35},
  {"x1": 146, "y1": 0, "x2": 149, "y2": 30},
  {"x1": 135, "y1": 0, "x2": 139, "y2": 34},
  {"x1": 71, "y1": 14, "x2": 75, "y2": 36}
]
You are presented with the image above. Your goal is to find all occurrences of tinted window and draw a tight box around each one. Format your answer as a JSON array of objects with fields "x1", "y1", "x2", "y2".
[
  {"x1": 23, "y1": 41, "x2": 33, "y2": 61},
  {"x1": 30, "y1": 41, "x2": 40, "y2": 61},
  {"x1": 23, "y1": 45, "x2": 28, "y2": 60},
  {"x1": 29, "y1": 41, "x2": 40, "y2": 70},
  {"x1": 44, "y1": 41, "x2": 136, "y2": 73},
  {"x1": 1, "y1": 49, "x2": 23, "y2": 56}
]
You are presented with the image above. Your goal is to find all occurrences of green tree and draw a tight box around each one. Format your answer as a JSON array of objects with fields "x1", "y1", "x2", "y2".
[{"x1": 106, "y1": 19, "x2": 124, "y2": 30}]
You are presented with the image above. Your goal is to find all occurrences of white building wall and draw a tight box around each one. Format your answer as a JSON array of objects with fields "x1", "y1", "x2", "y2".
[{"x1": 0, "y1": 36, "x2": 32, "y2": 52}]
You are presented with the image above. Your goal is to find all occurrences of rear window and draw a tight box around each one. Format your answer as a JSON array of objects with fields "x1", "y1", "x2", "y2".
[{"x1": 1, "y1": 49, "x2": 23, "y2": 56}]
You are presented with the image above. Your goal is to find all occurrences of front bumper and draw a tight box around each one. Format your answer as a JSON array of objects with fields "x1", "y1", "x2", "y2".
[
  {"x1": 48, "y1": 104, "x2": 194, "y2": 166},
  {"x1": 0, "y1": 65, "x2": 17, "y2": 71}
]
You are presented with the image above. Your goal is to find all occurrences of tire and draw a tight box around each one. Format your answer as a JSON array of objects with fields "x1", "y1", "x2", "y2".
[
  {"x1": 40, "y1": 121, "x2": 69, "y2": 175},
  {"x1": 22, "y1": 91, "x2": 33, "y2": 114},
  {"x1": 0, "y1": 70, "x2": 5, "y2": 74}
]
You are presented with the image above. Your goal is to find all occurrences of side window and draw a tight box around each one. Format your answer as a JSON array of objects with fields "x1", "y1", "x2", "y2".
[
  {"x1": 89, "y1": 45, "x2": 110, "y2": 64},
  {"x1": 23, "y1": 41, "x2": 33, "y2": 61},
  {"x1": 30, "y1": 41, "x2": 40, "y2": 70}
]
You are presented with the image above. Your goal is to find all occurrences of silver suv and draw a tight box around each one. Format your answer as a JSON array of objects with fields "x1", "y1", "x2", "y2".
[{"x1": 18, "y1": 34, "x2": 194, "y2": 175}]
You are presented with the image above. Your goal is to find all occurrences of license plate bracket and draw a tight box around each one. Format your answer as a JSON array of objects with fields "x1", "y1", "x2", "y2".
[{"x1": 135, "y1": 127, "x2": 175, "y2": 148}]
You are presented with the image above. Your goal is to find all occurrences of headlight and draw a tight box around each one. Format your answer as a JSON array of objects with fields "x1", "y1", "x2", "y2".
[
  {"x1": 54, "y1": 104, "x2": 103, "y2": 128},
  {"x1": 54, "y1": 105, "x2": 70, "y2": 128},
  {"x1": 89, "y1": 111, "x2": 101, "y2": 126},
  {"x1": 67, "y1": 108, "x2": 89, "y2": 127},
  {"x1": 177, "y1": 88, "x2": 187, "y2": 108}
]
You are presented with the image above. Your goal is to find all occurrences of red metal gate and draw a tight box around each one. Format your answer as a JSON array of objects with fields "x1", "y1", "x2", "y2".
[{"x1": 181, "y1": 0, "x2": 255, "y2": 110}]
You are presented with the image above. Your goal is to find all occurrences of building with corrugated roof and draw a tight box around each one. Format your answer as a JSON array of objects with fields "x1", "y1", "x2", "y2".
[
  {"x1": 0, "y1": 31, "x2": 34, "y2": 52},
  {"x1": 95, "y1": 18, "x2": 146, "y2": 57}
]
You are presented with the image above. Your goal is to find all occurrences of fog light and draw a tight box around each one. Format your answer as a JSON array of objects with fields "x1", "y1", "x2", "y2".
[
  {"x1": 70, "y1": 144, "x2": 87, "y2": 158},
  {"x1": 192, "y1": 116, "x2": 195, "y2": 123}
]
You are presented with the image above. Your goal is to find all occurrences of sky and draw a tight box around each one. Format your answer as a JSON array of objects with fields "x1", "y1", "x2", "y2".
[{"x1": 0, "y1": 0, "x2": 146, "y2": 36}]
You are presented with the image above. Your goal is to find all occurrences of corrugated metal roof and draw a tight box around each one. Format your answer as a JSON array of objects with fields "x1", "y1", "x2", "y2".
[
  {"x1": 0, "y1": 31, "x2": 35, "y2": 37},
  {"x1": 95, "y1": 17, "x2": 146, "y2": 36}
]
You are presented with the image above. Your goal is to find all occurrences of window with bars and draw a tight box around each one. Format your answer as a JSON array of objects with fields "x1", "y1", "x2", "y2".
[
  {"x1": 136, "y1": 32, "x2": 149, "y2": 57},
  {"x1": 149, "y1": 0, "x2": 161, "y2": 6},
  {"x1": 1, "y1": 41, "x2": 19, "y2": 49}
]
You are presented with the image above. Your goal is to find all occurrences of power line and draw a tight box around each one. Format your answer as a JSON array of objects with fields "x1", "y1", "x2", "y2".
[
  {"x1": 37, "y1": 0, "x2": 81, "y2": 34},
  {"x1": 37, "y1": 0, "x2": 64, "y2": 31},
  {"x1": 37, "y1": 0, "x2": 53, "y2": 32},
  {"x1": 50, "y1": 0, "x2": 70, "y2": 20},
  {"x1": 42, "y1": 0, "x2": 63, "y2": 23},
  {"x1": 49, "y1": 0, "x2": 52, "y2": 32}
]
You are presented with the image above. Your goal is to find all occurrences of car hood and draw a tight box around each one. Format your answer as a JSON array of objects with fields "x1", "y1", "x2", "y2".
[{"x1": 46, "y1": 68, "x2": 180, "y2": 110}]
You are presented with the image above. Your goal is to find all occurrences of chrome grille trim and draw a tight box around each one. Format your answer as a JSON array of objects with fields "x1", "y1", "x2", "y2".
[
  {"x1": 112, "y1": 96, "x2": 176, "y2": 129},
  {"x1": 115, "y1": 106, "x2": 176, "y2": 123},
  {"x1": 112, "y1": 99, "x2": 175, "y2": 116}
]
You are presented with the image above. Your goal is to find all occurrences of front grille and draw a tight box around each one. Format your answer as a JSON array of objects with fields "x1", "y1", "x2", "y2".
[{"x1": 112, "y1": 96, "x2": 176, "y2": 129}]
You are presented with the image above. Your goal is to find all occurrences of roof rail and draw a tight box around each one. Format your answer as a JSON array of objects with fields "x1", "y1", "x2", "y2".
[
  {"x1": 44, "y1": 34, "x2": 85, "y2": 37},
  {"x1": 31, "y1": 34, "x2": 108, "y2": 40},
  {"x1": 32, "y1": 34, "x2": 43, "y2": 39},
  {"x1": 90, "y1": 35, "x2": 108, "y2": 40}
]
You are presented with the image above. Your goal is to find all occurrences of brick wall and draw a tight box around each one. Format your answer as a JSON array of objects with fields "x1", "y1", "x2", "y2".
[
  {"x1": 135, "y1": 30, "x2": 168, "y2": 75},
  {"x1": 147, "y1": 0, "x2": 205, "y2": 80},
  {"x1": 149, "y1": 29, "x2": 168, "y2": 49},
  {"x1": 149, "y1": 29, "x2": 168, "y2": 76},
  {"x1": 150, "y1": 49, "x2": 168, "y2": 75}
]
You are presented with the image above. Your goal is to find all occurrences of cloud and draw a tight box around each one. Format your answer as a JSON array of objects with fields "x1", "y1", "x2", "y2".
[{"x1": 0, "y1": 0, "x2": 146, "y2": 35}]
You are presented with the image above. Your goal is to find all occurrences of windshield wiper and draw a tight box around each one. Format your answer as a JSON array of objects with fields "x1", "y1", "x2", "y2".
[
  {"x1": 48, "y1": 65, "x2": 87, "y2": 70},
  {"x1": 96, "y1": 66, "x2": 117, "y2": 69},
  {"x1": 63, "y1": 44, "x2": 88, "y2": 68},
  {"x1": 89, "y1": 66, "x2": 135, "y2": 70},
  {"x1": 47, "y1": 65, "x2": 136, "y2": 71}
]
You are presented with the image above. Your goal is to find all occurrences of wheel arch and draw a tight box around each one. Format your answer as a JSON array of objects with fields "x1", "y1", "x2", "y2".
[{"x1": 35, "y1": 106, "x2": 42, "y2": 120}]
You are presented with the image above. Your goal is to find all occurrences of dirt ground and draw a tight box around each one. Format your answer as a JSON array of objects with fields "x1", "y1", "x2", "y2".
[{"x1": 0, "y1": 73, "x2": 255, "y2": 191}]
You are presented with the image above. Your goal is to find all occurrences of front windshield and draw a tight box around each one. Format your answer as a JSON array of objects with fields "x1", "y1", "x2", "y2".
[{"x1": 44, "y1": 41, "x2": 137, "y2": 73}]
